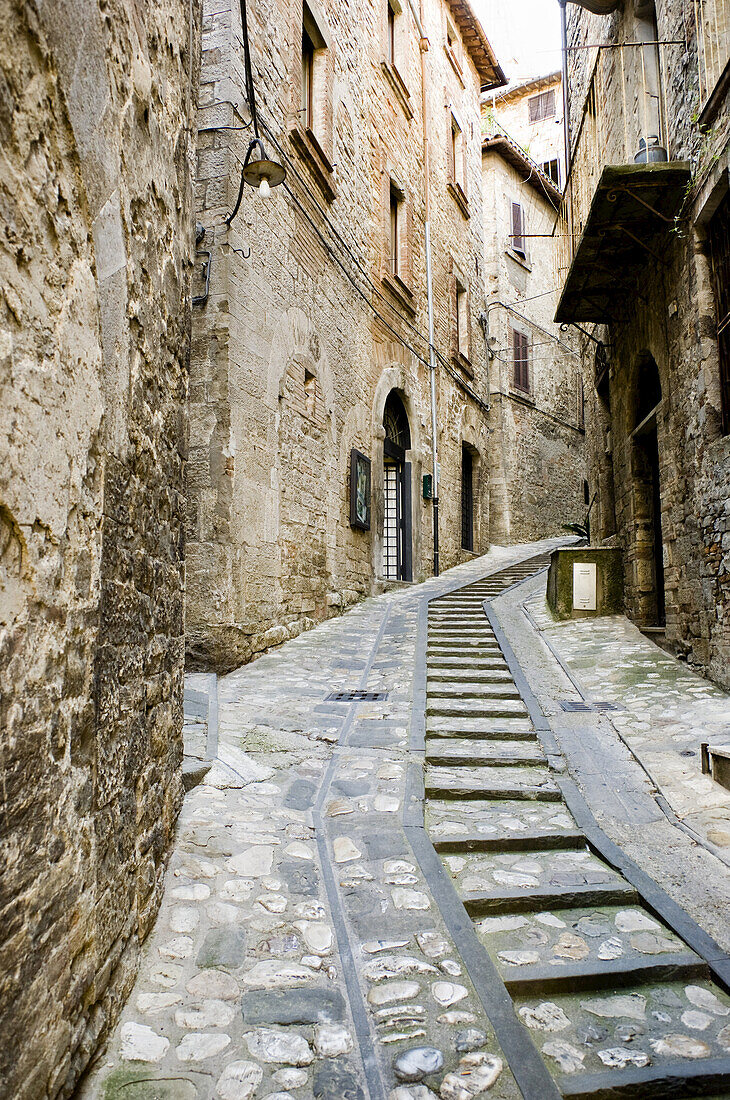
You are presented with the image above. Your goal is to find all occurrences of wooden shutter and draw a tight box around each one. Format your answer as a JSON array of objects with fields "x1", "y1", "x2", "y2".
[
  {"x1": 447, "y1": 115, "x2": 456, "y2": 182},
  {"x1": 381, "y1": 159, "x2": 391, "y2": 278},
  {"x1": 511, "y1": 202, "x2": 525, "y2": 256},
  {"x1": 399, "y1": 198, "x2": 413, "y2": 286},
  {"x1": 513, "y1": 329, "x2": 529, "y2": 392},
  {"x1": 529, "y1": 89, "x2": 555, "y2": 122}
]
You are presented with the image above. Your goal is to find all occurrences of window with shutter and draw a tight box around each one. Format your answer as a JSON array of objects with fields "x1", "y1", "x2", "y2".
[
  {"x1": 512, "y1": 329, "x2": 530, "y2": 392},
  {"x1": 528, "y1": 89, "x2": 556, "y2": 123},
  {"x1": 456, "y1": 280, "x2": 469, "y2": 360},
  {"x1": 450, "y1": 116, "x2": 464, "y2": 191},
  {"x1": 389, "y1": 182, "x2": 401, "y2": 278},
  {"x1": 301, "y1": 25, "x2": 314, "y2": 130},
  {"x1": 510, "y1": 202, "x2": 526, "y2": 257},
  {"x1": 387, "y1": 0, "x2": 396, "y2": 66}
]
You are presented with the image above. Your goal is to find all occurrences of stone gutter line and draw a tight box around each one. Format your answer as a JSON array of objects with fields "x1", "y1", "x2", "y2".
[
  {"x1": 310, "y1": 600, "x2": 395, "y2": 1100},
  {"x1": 486, "y1": 585, "x2": 730, "y2": 996},
  {"x1": 206, "y1": 670, "x2": 219, "y2": 759},
  {"x1": 518, "y1": 594, "x2": 730, "y2": 872}
]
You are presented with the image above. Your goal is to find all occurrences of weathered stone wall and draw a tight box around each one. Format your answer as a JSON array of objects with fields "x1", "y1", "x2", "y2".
[
  {"x1": 187, "y1": 0, "x2": 495, "y2": 671},
  {"x1": 566, "y1": 0, "x2": 730, "y2": 687},
  {"x1": 481, "y1": 137, "x2": 587, "y2": 544},
  {"x1": 0, "y1": 1, "x2": 198, "y2": 1096},
  {"x1": 489, "y1": 73, "x2": 565, "y2": 184}
]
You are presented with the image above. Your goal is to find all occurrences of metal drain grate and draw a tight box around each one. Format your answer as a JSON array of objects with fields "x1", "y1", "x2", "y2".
[
  {"x1": 559, "y1": 700, "x2": 624, "y2": 713},
  {"x1": 325, "y1": 690, "x2": 388, "y2": 702}
]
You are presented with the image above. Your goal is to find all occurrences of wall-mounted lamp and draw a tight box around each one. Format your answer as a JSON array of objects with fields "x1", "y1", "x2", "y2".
[{"x1": 242, "y1": 138, "x2": 286, "y2": 199}]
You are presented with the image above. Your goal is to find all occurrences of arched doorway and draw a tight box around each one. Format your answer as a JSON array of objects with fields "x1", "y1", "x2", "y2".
[
  {"x1": 382, "y1": 391, "x2": 412, "y2": 581},
  {"x1": 630, "y1": 353, "x2": 665, "y2": 625}
]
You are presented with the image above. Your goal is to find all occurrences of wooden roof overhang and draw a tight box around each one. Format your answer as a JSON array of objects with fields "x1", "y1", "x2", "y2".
[
  {"x1": 482, "y1": 136, "x2": 562, "y2": 207},
  {"x1": 554, "y1": 162, "x2": 692, "y2": 324},
  {"x1": 446, "y1": 0, "x2": 506, "y2": 91}
]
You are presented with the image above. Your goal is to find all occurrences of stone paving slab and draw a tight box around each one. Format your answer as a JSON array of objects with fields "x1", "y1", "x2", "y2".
[
  {"x1": 79, "y1": 539, "x2": 567, "y2": 1100},
  {"x1": 525, "y1": 594, "x2": 730, "y2": 858},
  {"x1": 490, "y1": 574, "x2": 730, "y2": 955}
]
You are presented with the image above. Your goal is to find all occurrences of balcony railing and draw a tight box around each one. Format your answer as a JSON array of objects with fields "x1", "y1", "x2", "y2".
[
  {"x1": 557, "y1": 38, "x2": 682, "y2": 283},
  {"x1": 695, "y1": 0, "x2": 730, "y2": 121}
]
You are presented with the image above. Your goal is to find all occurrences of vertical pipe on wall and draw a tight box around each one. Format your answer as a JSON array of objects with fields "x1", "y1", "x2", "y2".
[
  {"x1": 416, "y1": 3, "x2": 440, "y2": 576},
  {"x1": 559, "y1": 0, "x2": 572, "y2": 176}
]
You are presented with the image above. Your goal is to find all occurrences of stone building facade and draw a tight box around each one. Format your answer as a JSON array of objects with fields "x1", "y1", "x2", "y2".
[
  {"x1": 481, "y1": 84, "x2": 588, "y2": 544},
  {"x1": 0, "y1": 1, "x2": 199, "y2": 1096},
  {"x1": 558, "y1": 0, "x2": 729, "y2": 686},
  {"x1": 187, "y1": 0, "x2": 505, "y2": 671},
  {"x1": 488, "y1": 71, "x2": 565, "y2": 188}
]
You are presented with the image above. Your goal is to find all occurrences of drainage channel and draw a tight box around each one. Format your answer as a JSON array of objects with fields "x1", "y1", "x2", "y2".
[{"x1": 419, "y1": 554, "x2": 730, "y2": 1099}]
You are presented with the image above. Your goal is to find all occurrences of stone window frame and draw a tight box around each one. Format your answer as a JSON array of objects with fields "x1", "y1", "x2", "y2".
[
  {"x1": 444, "y1": 12, "x2": 465, "y2": 88},
  {"x1": 289, "y1": 0, "x2": 337, "y2": 202},
  {"x1": 380, "y1": 0, "x2": 413, "y2": 118},
  {"x1": 447, "y1": 105, "x2": 469, "y2": 218},
  {"x1": 451, "y1": 259, "x2": 473, "y2": 375},
  {"x1": 381, "y1": 165, "x2": 415, "y2": 315}
]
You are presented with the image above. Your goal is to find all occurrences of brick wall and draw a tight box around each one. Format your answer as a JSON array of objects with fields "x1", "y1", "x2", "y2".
[{"x1": 0, "y1": 1, "x2": 199, "y2": 1095}]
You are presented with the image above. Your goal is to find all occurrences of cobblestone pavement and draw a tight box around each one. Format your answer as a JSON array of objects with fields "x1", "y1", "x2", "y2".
[
  {"x1": 79, "y1": 541, "x2": 730, "y2": 1100},
  {"x1": 80, "y1": 540, "x2": 565, "y2": 1100}
]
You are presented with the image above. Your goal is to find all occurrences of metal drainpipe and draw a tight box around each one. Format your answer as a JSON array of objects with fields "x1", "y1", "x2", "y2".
[
  {"x1": 559, "y1": 0, "x2": 572, "y2": 175},
  {"x1": 417, "y1": 5, "x2": 440, "y2": 576}
]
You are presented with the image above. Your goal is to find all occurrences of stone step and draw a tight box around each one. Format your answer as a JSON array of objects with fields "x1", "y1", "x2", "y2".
[
  {"x1": 425, "y1": 765, "x2": 561, "y2": 801},
  {"x1": 462, "y1": 880, "x2": 638, "y2": 915},
  {"x1": 427, "y1": 639, "x2": 503, "y2": 651},
  {"x1": 426, "y1": 717, "x2": 535, "y2": 736},
  {"x1": 428, "y1": 657, "x2": 510, "y2": 671},
  {"x1": 427, "y1": 798, "x2": 577, "y2": 837},
  {"x1": 428, "y1": 611, "x2": 488, "y2": 620},
  {"x1": 427, "y1": 683, "x2": 521, "y2": 700},
  {"x1": 428, "y1": 630, "x2": 497, "y2": 641},
  {"x1": 558, "y1": 1058, "x2": 730, "y2": 1100},
  {"x1": 427, "y1": 670, "x2": 515, "y2": 684},
  {"x1": 433, "y1": 829, "x2": 586, "y2": 853},
  {"x1": 502, "y1": 952, "x2": 708, "y2": 997},
  {"x1": 427, "y1": 699, "x2": 528, "y2": 718},
  {"x1": 426, "y1": 725, "x2": 538, "y2": 741},
  {"x1": 426, "y1": 740, "x2": 545, "y2": 767}
]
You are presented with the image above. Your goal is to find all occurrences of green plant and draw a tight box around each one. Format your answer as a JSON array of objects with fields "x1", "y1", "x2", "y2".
[{"x1": 562, "y1": 522, "x2": 589, "y2": 540}]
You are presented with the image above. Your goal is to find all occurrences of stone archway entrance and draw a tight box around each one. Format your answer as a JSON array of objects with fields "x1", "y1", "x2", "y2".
[
  {"x1": 630, "y1": 354, "x2": 665, "y2": 626},
  {"x1": 382, "y1": 391, "x2": 412, "y2": 581}
]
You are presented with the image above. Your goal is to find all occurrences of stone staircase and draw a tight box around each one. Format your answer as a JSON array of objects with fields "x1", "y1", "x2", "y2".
[{"x1": 424, "y1": 557, "x2": 730, "y2": 1098}]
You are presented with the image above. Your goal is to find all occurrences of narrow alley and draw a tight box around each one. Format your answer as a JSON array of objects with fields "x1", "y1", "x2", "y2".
[
  {"x1": 2, "y1": 0, "x2": 729, "y2": 1096},
  {"x1": 81, "y1": 541, "x2": 730, "y2": 1099}
]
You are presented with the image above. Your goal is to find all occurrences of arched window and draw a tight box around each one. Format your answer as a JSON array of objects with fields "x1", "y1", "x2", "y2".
[{"x1": 383, "y1": 391, "x2": 411, "y2": 455}]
